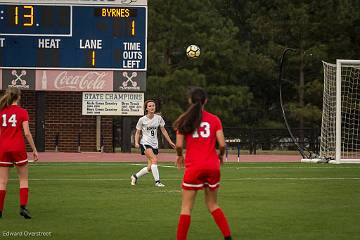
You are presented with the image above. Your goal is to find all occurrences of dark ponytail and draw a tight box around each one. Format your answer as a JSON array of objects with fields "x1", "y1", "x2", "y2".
[
  {"x1": 0, "y1": 87, "x2": 21, "y2": 110},
  {"x1": 173, "y1": 87, "x2": 207, "y2": 134}
]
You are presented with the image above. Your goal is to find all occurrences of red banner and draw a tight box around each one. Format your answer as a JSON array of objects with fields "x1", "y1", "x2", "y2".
[{"x1": 35, "y1": 70, "x2": 113, "y2": 91}]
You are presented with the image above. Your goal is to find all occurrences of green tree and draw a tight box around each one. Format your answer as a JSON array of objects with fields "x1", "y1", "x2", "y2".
[
  {"x1": 147, "y1": 0, "x2": 252, "y2": 126},
  {"x1": 220, "y1": 0, "x2": 359, "y2": 128},
  {"x1": 147, "y1": 0, "x2": 360, "y2": 130}
]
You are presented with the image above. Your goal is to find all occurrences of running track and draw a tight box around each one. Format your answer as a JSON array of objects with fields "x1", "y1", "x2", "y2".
[{"x1": 27, "y1": 152, "x2": 301, "y2": 163}]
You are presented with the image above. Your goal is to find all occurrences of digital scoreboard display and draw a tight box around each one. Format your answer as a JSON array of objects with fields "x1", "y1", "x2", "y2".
[
  {"x1": 0, "y1": 5, "x2": 71, "y2": 35},
  {"x1": 0, "y1": 1, "x2": 147, "y2": 70}
]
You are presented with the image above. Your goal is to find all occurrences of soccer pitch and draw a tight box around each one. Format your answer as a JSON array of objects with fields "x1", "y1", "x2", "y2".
[{"x1": 1, "y1": 162, "x2": 360, "y2": 240}]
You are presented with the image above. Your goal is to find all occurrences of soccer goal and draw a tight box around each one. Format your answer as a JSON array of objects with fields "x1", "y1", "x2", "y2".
[{"x1": 304, "y1": 60, "x2": 360, "y2": 164}]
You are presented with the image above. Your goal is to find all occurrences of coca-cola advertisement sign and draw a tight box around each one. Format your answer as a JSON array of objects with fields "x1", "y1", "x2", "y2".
[{"x1": 35, "y1": 70, "x2": 113, "y2": 91}]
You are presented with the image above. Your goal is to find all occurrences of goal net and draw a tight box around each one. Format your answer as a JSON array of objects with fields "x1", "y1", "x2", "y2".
[{"x1": 320, "y1": 60, "x2": 360, "y2": 163}]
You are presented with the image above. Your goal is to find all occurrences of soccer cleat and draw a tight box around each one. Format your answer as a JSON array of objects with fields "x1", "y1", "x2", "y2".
[
  {"x1": 0, "y1": 211, "x2": 2, "y2": 218},
  {"x1": 130, "y1": 174, "x2": 137, "y2": 186},
  {"x1": 20, "y1": 206, "x2": 32, "y2": 219},
  {"x1": 224, "y1": 236, "x2": 232, "y2": 240},
  {"x1": 155, "y1": 181, "x2": 165, "y2": 187}
]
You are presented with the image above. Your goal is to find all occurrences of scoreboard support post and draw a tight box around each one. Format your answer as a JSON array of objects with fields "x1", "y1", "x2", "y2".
[
  {"x1": 35, "y1": 91, "x2": 46, "y2": 152},
  {"x1": 121, "y1": 117, "x2": 132, "y2": 153},
  {"x1": 96, "y1": 115, "x2": 101, "y2": 152}
]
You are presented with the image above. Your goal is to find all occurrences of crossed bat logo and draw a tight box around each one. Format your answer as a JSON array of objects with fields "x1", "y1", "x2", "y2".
[
  {"x1": 122, "y1": 72, "x2": 138, "y2": 87},
  {"x1": 11, "y1": 70, "x2": 28, "y2": 86}
]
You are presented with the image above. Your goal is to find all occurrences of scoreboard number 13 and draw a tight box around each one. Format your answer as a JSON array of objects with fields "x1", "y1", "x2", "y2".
[{"x1": 15, "y1": 6, "x2": 34, "y2": 27}]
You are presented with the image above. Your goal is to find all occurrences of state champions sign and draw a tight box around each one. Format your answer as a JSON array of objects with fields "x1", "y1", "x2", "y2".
[{"x1": 82, "y1": 92, "x2": 144, "y2": 116}]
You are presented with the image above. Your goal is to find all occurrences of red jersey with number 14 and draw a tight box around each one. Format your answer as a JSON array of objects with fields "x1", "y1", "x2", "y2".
[
  {"x1": 0, "y1": 105, "x2": 28, "y2": 152},
  {"x1": 184, "y1": 111, "x2": 223, "y2": 169}
]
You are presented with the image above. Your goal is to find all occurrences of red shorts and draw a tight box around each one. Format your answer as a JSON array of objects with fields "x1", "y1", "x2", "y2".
[
  {"x1": 182, "y1": 168, "x2": 220, "y2": 191},
  {"x1": 0, "y1": 151, "x2": 28, "y2": 167}
]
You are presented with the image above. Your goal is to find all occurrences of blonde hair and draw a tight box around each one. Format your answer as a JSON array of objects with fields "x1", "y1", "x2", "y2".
[{"x1": 0, "y1": 87, "x2": 21, "y2": 110}]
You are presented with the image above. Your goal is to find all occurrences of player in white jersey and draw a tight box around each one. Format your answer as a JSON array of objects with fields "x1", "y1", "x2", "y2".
[{"x1": 131, "y1": 100, "x2": 175, "y2": 187}]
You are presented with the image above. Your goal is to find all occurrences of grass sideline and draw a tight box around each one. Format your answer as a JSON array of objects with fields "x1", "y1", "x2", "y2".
[{"x1": 1, "y1": 162, "x2": 359, "y2": 240}]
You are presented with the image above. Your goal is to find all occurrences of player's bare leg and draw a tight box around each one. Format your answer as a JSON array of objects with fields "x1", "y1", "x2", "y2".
[
  {"x1": 177, "y1": 189, "x2": 197, "y2": 240},
  {"x1": 204, "y1": 187, "x2": 219, "y2": 212},
  {"x1": 146, "y1": 158, "x2": 152, "y2": 172}
]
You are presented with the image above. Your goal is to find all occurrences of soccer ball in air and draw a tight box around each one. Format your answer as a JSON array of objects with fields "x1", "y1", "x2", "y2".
[{"x1": 186, "y1": 45, "x2": 200, "y2": 59}]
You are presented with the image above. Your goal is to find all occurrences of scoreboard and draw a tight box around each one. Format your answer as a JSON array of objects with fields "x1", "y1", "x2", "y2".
[{"x1": 0, "y1": 0, "x2": 147, "y2": 70}]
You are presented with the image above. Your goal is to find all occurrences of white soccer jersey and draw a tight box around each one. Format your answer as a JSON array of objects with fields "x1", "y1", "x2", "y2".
[{"x1": 136, "y1": 114, "x2": 165, "y2": 149}]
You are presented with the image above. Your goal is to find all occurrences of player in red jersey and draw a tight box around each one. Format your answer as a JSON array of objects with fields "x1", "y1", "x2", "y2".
[
  {"x1": 173, "y1": 87, "x2": 232, "y2": 240},
  {"x1": 0, "y1": 87, "x2": 38, "y2": 219}
]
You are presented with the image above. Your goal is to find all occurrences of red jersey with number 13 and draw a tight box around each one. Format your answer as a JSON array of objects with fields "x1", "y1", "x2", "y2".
[
  {"x1": 184, "y1": 111, "x2": 223, "y2": 169},
  {"x1": 0, "y1": 105, "x2": 28, "y2": 152}
]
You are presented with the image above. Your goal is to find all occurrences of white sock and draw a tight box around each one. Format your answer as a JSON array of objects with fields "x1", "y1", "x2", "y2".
[
  {"x1": 151, "y1": 164, "x2": 160, "y2": 182},
  {"x1": 135, "y1": 167, "x2": 149, "y2": 179}
]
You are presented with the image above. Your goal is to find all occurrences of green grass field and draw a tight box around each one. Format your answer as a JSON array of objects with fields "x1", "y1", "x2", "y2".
[{"x1": 1, "y1": 162, "x2": 360, "y2": 240}]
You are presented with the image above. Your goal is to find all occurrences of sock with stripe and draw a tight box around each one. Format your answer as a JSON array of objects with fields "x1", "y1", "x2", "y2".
[
  {"x1": 211, "y1": 208, "x2": 232, "y2": 238},
  {"x1": 177, "y1": 214, "x2": 191, "y2": 240}
]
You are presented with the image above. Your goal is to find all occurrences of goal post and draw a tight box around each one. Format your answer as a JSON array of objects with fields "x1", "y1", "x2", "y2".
[{"x1": 318, "y1": 60, "x2": 360, "y2": 164}]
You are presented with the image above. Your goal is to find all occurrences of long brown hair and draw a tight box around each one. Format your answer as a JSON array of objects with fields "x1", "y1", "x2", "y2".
[
  {"x1": 144, "y1": 99, "x2": 155, "y2": 114},
  {"x1": 0, "y1": 87, "x2": 21, "y2": 110},
  {"x1": 173, "y1": 87, "x2": 207, "y2": 134}
]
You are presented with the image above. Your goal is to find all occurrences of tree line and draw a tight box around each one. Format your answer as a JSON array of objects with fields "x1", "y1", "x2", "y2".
[{"x1": 145, "y1": 0, "x2": 360, "y2": 129}]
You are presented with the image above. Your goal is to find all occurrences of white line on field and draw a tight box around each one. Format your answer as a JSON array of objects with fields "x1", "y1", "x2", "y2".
[
  {"x1": 128, "y1": 163, "x2": 176, "y2": 168},
  {"x1": 234, "y1": 166, "x2": 360, "y2": 169},
  {"x1": 28, "y1": 163, "x2": 178, "y2": 168},
  {"x1": 28, "y1": 163, "x2": 360, "y2": 169},
  {"x1": 8, "y1": 177, "x2": 360, "y2": 181},
  {"x1": 227, "y1": 177, "x2": 360, "y2": 180}
]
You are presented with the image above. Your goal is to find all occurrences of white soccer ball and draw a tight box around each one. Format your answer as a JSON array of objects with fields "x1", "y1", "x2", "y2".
[{"x1": 186, "y1": 45, "x2": 200, "y2": 59}]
